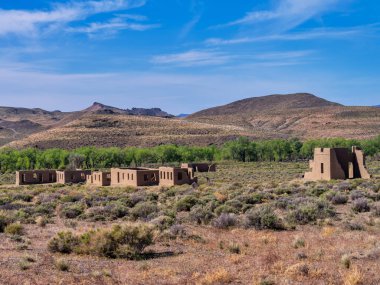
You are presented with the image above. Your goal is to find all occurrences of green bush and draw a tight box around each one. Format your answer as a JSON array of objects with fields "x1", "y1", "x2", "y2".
[
  {"x1": 78, "y1": 224, "x2": 154, "y2": 259},
  {"x1": 189, "y1": 205, "x2": 214, "y2": 224},
  {"x1": 175, "y1": 195, "x2": 198, "y2": 212},
  {"x1": 0, "y1": 213, "x2": 11, "y2": 232},
  {"x1": 214, "y1": 205, "x2": 238, "y2": 215},
  {"x1": 59, "y1": 203, "x2": 85, "y2": 219},
  {"x1": 286, "y1": 200, "x2": 335, "y2": 225},
  {"x1": 130, "y1": 202, "x2": 158, "y2": 220},
  {"x1": 5, "y1": 222, "x2": 24, "y2": 235},
  {"x1": 244, "y1": 206, "x2": 284, "y2": 230},
  {"x1": 48, "y1": 231, "x2": 80, "y2": 254},
  {"x1": 55, "y1": 259, "x2": 70, "y2": 271}
]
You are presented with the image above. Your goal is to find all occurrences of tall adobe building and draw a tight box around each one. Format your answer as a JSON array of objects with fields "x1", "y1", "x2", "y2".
[{"x1": 304, "y1": 147, "x2": 371, "y2": 181}]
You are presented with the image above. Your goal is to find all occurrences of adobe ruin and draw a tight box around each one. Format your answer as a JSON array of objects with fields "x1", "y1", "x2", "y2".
[
  {"x1": 16, "y1": 170, "x2": 57, "y2": 186},
  {"x1": 159, "y1": 166, "x2": 198, "y2": 187},
  {"x1": 304, "y1": 146, "x2": 371, "y2": 181},
  {"x1": 56, "y1": 170, "x2": 92, "y2": 184},
  {"x1": 86, "y1": 171, "x2": 111, "y2": 186},
  {"x1": 110, "y1": 168, "x2": 159, "y2": 187},
  {"x1": 181, "y1": 163, "x2": 216, "y2": 172}
]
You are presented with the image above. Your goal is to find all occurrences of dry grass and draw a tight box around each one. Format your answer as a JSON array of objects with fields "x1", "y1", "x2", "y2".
[
  {"x1": 196, "y1": 268, "x2": 233, "y2": 285},
  {"x1": 0, "y1": 161, "x2": 378, "y2": 284},
  {"x1": 342, "y1": 266, "x2": 364, "y2": 285}
]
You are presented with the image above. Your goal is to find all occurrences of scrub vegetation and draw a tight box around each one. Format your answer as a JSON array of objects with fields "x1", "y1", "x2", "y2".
[{"x1": 0, "y1": 159, "x2": 379, "y2": 284}]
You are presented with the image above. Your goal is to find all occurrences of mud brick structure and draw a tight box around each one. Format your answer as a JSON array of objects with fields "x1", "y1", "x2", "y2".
[
  {"x1": 304, "y1": 146, "x2": 371, "y2": 181},
  {"x1": 159, "y1": 166, "x2": 198, "y2": 186},
  {"x1": 56, "y1": 170, "x2": 91, "y2": 184},
  {"x1": 86, "y1": 171, "x2": 111, "y2": 186},
  {"x1": 110, "y1": 168, "x2": 159, "y2": 187},
  {"x1": 181, "y1": 163, "x2": 216, "y2": 172},
  {"x1": 16, "y1": 170, "x2": 57, "y2": 186}
]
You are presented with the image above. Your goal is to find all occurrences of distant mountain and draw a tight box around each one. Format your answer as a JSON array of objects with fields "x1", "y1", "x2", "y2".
[
  {"x1": 0, "y1": 102, "x2": 174, "y2": 147},
  {"x1": 374, "y1": 105, "x2": 380, "y2": 107},
  {"x1": 188, "y1": 93, "x2": 341, "y2": 118},
  {"x1": 2, "y1": 94, "x2": 380, "y2": 150},
  {"x1": 186, "y1": 93, "x2": 380, "y2": 140},
  {"x1": 84, "y1": 102, "x2": 174, "y2": 118}
]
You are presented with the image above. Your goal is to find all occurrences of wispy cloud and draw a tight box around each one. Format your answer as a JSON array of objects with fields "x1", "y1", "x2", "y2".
[
  {"x1": 151, "y1": 50, "x2": 233, "y2": 67},
  {"x1": 67, "y1": 16, "x2": 159, "y2": 37},
  {"x1": 0, "y1": 0, "x2": 147, "y2": 37},
  {"x1": 206, "y1": 25, "x2": 377, "y2": 45},
  {"x1": 220, "y1": 0, "x2": 342, "y2": 32},
  {"x1": 179, "y1": 0, "x2": 204, "y2": 40}
]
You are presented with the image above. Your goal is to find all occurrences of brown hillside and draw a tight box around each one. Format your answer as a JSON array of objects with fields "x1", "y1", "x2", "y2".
[
  {"x1": 6, "y1": 114, "x2": 247, "y2": 150},
  {"x1": 188, "y1": 93, "x2": 341, "y2": 117},
  {"x1": 0, "y1": 103, "x2": 175, "y2": 147},
  {"x1": 187, "y1": 93, "x2": 380, "y2": 140}
]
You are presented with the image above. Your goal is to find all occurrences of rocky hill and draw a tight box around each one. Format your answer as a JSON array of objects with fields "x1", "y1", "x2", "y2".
[
  {"x1": 2, "y1": 94, "x2": 379, "y2": 149},
  {"x1": 186, "y1": 93, "x2": 380, "y2": 140},
  {"x1": 0, "y1": 103, "x2": 174, "y2": 147}
]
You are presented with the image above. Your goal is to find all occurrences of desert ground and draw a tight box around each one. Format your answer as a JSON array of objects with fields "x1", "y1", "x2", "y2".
[{"x1": 0, "y1": 161, "x2": 379, "y2": 285}]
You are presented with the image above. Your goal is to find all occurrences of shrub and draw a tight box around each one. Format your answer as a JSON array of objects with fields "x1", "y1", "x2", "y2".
[
  {"x1": 175, "y1": 195, "x2": 198, "y2": 212},
  {"x1": 169, "y1": 224, "x2": 186, "y2": 238},
  {"x1": 48, "y1": 231, "x2": 80, "y2": 254},
  {"x1": 212, "y1": 213, "x2": 238, "y2": 229},
  {"x1": 344, "y1": 222, "x2": 365, "y2": 231},
  {"x1": 309, "y1": 186, "x2": 328, "y2": 197},
  {"x1": 78, "y1": 224, "x2": 154, "y2": 259},
  {"x1": 35, "y1": 216, "x2": 47, "y2": 227},
  {"x1": 0, "y1": 213, "x2": 11, "y2": 232},
  {"x1": 150, "y1": 215, "x2": 175, "y2": 231},
  {"x1": 292, "y1": 237, "x2": 305, "y2": 249},
  {"x1": 214, "y1": 205, "x2": 238, "y2": 216},
  {"x1": 244, "y1": 206, "x2": 284, "y2": 230},
  {"x1": 59, "y1": 203, "x2": 84, "y2": 219},
  {"x1": 331, "y1": 194, "x2": 348, "y2": 205},
  {"x1": 351, "y1": 191, "x2": 365, "y2": 201},
  {"x1": 341, "y1": 254, "x2": 351, "y2": 269},
  {"x1": 48, "y1": 224, "x2": 154, "y2": 259},
  {"x1": 55, "y1": 259, "x2": 70, "y2": 271},
  {"x1": 352, "y1": 198, "x2": 370, "y2": 213},
  {"x1": 85, "y1": 202, "x2": 129, "y2": 221},
  {"x1": 227, "y1": 242, "x2": 241, "y2": 254},
  {"x1": 286, "y1": 200, "x2": 335, "y2": 225},
  {"x1": 189, "y1": 205, "x2": 214, "y2": 225},
  {"x1": 19, "y1": 261, "x2": 31, "y2": 271},
  {"x1": 224, "y1": 199, "x2": 243, "y2": 211},
  {"x1": 130, "y1": 202, "x2": 158, "y2": 220},
  {"x1": 5, "y1": 222, "x2": 24, "y2": 235}
]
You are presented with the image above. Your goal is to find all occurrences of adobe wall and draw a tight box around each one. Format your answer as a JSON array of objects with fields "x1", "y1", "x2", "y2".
[
  {"x1": 352, "y1": 147, "x2": 371, "y2": 179},
  {"x1": 110, "y1": 168, "x2": 159, "y2": 187},
  {"x1": 181, "y1": 163, "x2": 216, "y2": 172},
  {"x1": 304, "y1": 148, "x2": 335, "y2": 181},
  {"x1": 159, "y1": 167, "x2": 197, "y2": 187},
  {"x1": 16, "y1": 170, "x2": 57, "y2": 186},
  {"x1": 86, "y1": 171, "x2": 111, "y2": 186},
  {"x1": 56, "y1": 170, "x2": 91, "y2": 184},
  {"x1": 304, "y1": 147, "x2": 371, "y2": 181}
]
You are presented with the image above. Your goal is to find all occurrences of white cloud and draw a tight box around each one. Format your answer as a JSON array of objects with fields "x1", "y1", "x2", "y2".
[
  {"x1": 206, "y1": 26, "x2": 373, "y2": 46},
  {"x1": 151, "y1": 50, "x2": 233, "y2": 67},
  {"x1": 222, "y1": 0, "x2": 342, "y2": 32},
  {"x1": 67, "y1": 16, "x2": 159, "y2": 36},
  {"x1": 0, "y1": 0, "x2": 147, "y2": 37}
]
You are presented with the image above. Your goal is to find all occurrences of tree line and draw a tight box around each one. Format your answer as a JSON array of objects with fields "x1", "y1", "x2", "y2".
[{"x1": 0, "y1": 136, "x2": 378, "y2": 173}]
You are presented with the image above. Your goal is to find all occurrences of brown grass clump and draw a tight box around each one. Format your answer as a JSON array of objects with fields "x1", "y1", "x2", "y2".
[
  {"x1": 197, "y1": 268, "x2": 233, "y2": 285},
  {"x1": 342, "y1": 266, "x2": 364, "y2": 285}
]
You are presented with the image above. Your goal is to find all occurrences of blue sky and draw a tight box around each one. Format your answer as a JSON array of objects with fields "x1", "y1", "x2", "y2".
[{"x1": 0, "y1": 0, "x2": 379, "y2": 114}]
